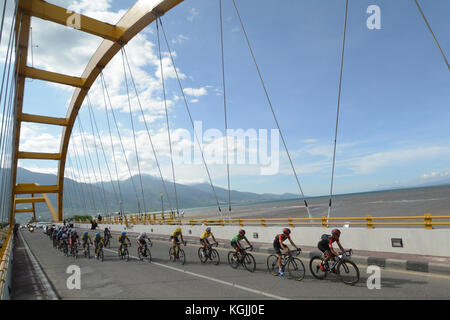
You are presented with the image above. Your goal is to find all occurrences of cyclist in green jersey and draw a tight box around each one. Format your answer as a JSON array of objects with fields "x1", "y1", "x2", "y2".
[{"x1": 231, "y1": 229, "x2": 253, "y2": 257}]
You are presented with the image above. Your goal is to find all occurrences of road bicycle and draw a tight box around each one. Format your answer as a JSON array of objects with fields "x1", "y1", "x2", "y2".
[
  {"x1": 103, "y1": 234, "x2": 111, "y2": 248},
  {"x1": 169, "y1": 243, "x2": 186, "y2": 265},
  {"x1": 227, "y1": 246, "x2": 256, "y2": 272},
  {"x1": 95, "y1": 244, "x2": 104, "y2": 262},
  {"x1": 61, "y1": 240, "x2": 69, "y2": 256},
  {"x1": 69, "y1": 242, "x2": 78, "y2": 259},
  {"x1": 266, "y1": 248, "x2": 305, "y2": 281},
  {"x1": 118, "y1": 243, "x2": 130, "y2": 262},
  {"x1": 83, "y1": 242, "x2": 91, "y2": 259},
  {"x1": 198, "y1": 242, "x2": 220, "y2": 265},
  {"x1": 309, "y1": 249, "x2": 360, "y2": 285},
  {"x1": 138, "y1": 241, "x2": 152, "y2": 262}
]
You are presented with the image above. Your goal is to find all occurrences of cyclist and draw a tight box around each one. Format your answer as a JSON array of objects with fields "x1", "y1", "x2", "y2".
[
  {"x1": 81, "y1": 231, "x2": 92, "y2": 251},
  {"x1": 231, "y1": 229, "x2": 253, "y2": 258},
  {"x1": 136, "y1": 232, "x2": 152, "y2": 256},
  {"x1": 118, "y1": 231, "x2": 131, "y2": 255},
  {"x1": 273, "y1": 228, "x2": 299, "y2": 276},
  {"x1": 200, "y1": 227, "x2": 218, "y2": 256},
  {"x1": 318, "y1": 229, "x2": 345, "y2": 272},
  {"x1": 171, "y1": 227, "x2": 185, "y2": 259},
  {"x1": 60, "y1": 231, "x2": 69, "y2": 252},
  {"x1": 103, "y1": 227, "x2": 111, "y2": 245},
  {"x1": 69, "y1": 230, "x2": 79, "y2": 253},
  {"x1": 92, "y1": 233, "x2": 104, "y2": 257}
]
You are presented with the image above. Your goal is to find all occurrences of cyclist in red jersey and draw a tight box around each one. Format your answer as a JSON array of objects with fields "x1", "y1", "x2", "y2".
[
  {"x1": 273, "y1": 228, "x2": 298, "y2": 276},
  {"x1": 318, "y1": 229, "x2": 345, "y2": 272}
]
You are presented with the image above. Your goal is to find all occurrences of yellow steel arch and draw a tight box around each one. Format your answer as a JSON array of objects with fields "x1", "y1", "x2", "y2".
[{"x1": 11, "y1": 0, "x2": 184, "y2": 225}]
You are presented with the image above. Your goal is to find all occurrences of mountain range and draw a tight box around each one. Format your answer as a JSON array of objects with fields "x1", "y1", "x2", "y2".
[{"x1": 14, "y1": 167, "x2": 298, "y2": 221}]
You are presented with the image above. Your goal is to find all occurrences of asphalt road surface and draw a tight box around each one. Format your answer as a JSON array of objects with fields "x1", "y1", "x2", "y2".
[{"x1": 19, "y1": 228, "x2": 450, "y2": 300}]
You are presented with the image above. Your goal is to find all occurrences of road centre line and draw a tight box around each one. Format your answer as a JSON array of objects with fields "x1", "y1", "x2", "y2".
[{"x1": 102, "y1": 247, "x2": 289, "y2": 300}]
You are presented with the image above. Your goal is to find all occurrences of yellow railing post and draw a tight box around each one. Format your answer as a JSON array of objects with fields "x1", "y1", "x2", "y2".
[
  {"x1": 220, "y1": 219, "x2": 224, "y2": 226},
  {"x1": 203, "y1": 219, "x2": 208, "y2": 226},
  {"x1": 261, "y1": 218, "x2": 266, "y2": 227},
  {"x1": 424, "y1": 214, "x2": 433, "y2": 230},
  {"x1": 239, "y1": 218, "x2": 243, "y2": 227},
  {"x1": 288, "y1": 217, "x2": 293, "y2": 228},
  {"x1": 366, "y1": 215, "x2": 374, "y2": 229},
  {"x1": 321, "y1": 216, "x2": 328, "y2": 228}
]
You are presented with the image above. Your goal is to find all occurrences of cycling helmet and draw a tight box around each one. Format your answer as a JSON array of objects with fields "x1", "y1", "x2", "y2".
[
  {"x1": 83, "y1": 231, "x2": 88, "y2": 235},
  {"x1": 239, "y1": 229, "x2": 245, "y2": 235},
  {"x1": 283, "y1": 228, "x2": 291, "y2": 235},
  {"x1": 332, "y1": 229, "x2": 341, "y2": 237},
  {"x1": 95, "y1": 233, "x2": 100, "y2": 237},
  {"x1": 121, "y1": 232, "x2": 126, "y2": 236},
  {"x1": 140, "y1": 232, "x2": 147, "y2": 237},
  {"x1": 206, "y1": 227, "x2": 211, "y2": 233},
  {"x1": 176, "y1": 227, "x2": 181, "y2": 233}
]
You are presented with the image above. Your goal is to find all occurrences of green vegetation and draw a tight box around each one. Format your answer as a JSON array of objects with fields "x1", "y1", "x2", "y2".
[{"x1": 71, "y1": 215, "x2": 92, "y2": 221}]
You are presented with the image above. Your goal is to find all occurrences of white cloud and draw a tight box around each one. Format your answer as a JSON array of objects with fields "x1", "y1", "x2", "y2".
[
  {"x1": 187, "y1": 8, "x2": 199, "y2": 22},
  {"x1": 183, "y1": 87, "x2": 208, "y2": 97},
  {"x1": 422, "y1": 171, "x2": 450, "y2": 179}
]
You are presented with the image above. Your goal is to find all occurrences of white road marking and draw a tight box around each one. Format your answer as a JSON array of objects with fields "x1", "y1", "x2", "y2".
[{"x1": 103, "y1": 247, "x2": 289, "y2": 300}]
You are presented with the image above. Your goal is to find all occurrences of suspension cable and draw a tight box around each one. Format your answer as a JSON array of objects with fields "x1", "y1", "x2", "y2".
[
  {"x1": 0, "y1": 0, "x2": 8, "y2": 48},
  {"x1": 71, "y1": 132, "x2": 97, "y2": 214},
  {"x1": 327, "y1": 0, "x2": 349, "y2": 219},
  {"x1": 231, "y1": 0, "x2": 312, "y2": 218},
  {"x1": 100, "y1": 72, "x2": 124, "y2": 214},
  {"x1": 77, "y1": 116, "x2": 107, "y2": 215},
  {"x1": 86, "y1": 94, "x2": 120, "y2": 203},
  {"x1": 157, "y1": 16, "x2": 223, "y2": 216},
  {"x1": 85, "y1": 94, "x2": 111, "y2": 215},
  {"x1": 100, "y1": 71, "x2": 142, "y2": 214},
  {"x1": 67, "y1": 154, "x2": 88, "y2": 214},
  {"x1": 122, "y1": 47, "x2": 174, "y2": 213},
  {"x1": 155, "y1": 20, "x2": 180, "y2": 215},
  {"x1": 120, "y1": 47, "x2": 147, "y2": 214},
  {"x1": 219, "y1": 0, "x2": 232, "y2": 218},
  {"x1": 413, "y1": 0, "x2": 449, "y2": 71}
]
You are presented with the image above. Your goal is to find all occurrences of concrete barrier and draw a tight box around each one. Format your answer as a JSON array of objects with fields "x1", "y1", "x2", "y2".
[{"x1": 73, "y1": 222, "x2": 450, "y2": 258}]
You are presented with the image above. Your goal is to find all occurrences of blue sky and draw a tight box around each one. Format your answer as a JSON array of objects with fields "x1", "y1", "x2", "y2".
[{"x1": 1, "y1": 0, "x2": 449, "y2": 198}]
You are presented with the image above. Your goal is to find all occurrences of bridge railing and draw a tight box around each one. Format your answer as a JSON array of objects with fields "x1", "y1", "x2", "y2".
[
  {"x1": 0, "y1": 226, "x2": 14, "y2": 299},
  {"x1": 79, "y1": 213, "x2": 450, "y2": 230}
]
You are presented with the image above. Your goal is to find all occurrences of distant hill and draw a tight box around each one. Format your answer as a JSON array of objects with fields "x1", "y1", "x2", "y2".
[{"x1": 13, "y1": 167, "x2": 298, "y2": 221}]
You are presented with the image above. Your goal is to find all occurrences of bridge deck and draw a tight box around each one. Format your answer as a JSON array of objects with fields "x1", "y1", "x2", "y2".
[{"x1": 12, "y1": 228, "x2": 450, "y2": 300}]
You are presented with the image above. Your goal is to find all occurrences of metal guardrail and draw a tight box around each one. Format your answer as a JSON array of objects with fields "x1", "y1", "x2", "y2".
[
  {"x1": 0, "y1": 227, "x2": 14, "y2": 299},
  {"x1": 77, "y1": 213, "x2": 450, "y2": 230}
]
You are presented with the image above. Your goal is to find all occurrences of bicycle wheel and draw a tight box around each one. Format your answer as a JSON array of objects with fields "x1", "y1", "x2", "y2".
[
  {"x1": 145, "y1": 247, "x2": 152, "y2": 262},
  {"x1": 309, "y1": 256, "x2": 328, "y2": 280},
  {"x1": 99, "y1": 249, "x2": 104, "y2": 262},
  {"x1": 198, "y1": 247, "x2": 207, "y2": 263},
  {"x1": 337, "y1": 260, "x2": 360, "y2": 285},
  {"x1": 138, "y1": 247, "x2": 144, "y2": 261},
  {"x1": 266, "y1": 255, "x2": 279, "y2": 275},
  {"x1": 243, "y1": 253, "x2": 256, "y2": 273},
  {"x1": 287, "y1": 257, "x2": 306, "y2": 281},
  {"x1": 210, "y1": 249, "x2": 220, "y2": 265},
  {"x1": 228, "y1": 251, "x2": 239, "y2": 269},
  {"x1": 124, "y1": 249, "x2": 129, "y2": 262},
  {"x1": 74, "y1": 247, "x2": 78, "y2": 259},
  {"x1": 178, "y1": 249, "x2": 186, "y2": 265}
]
